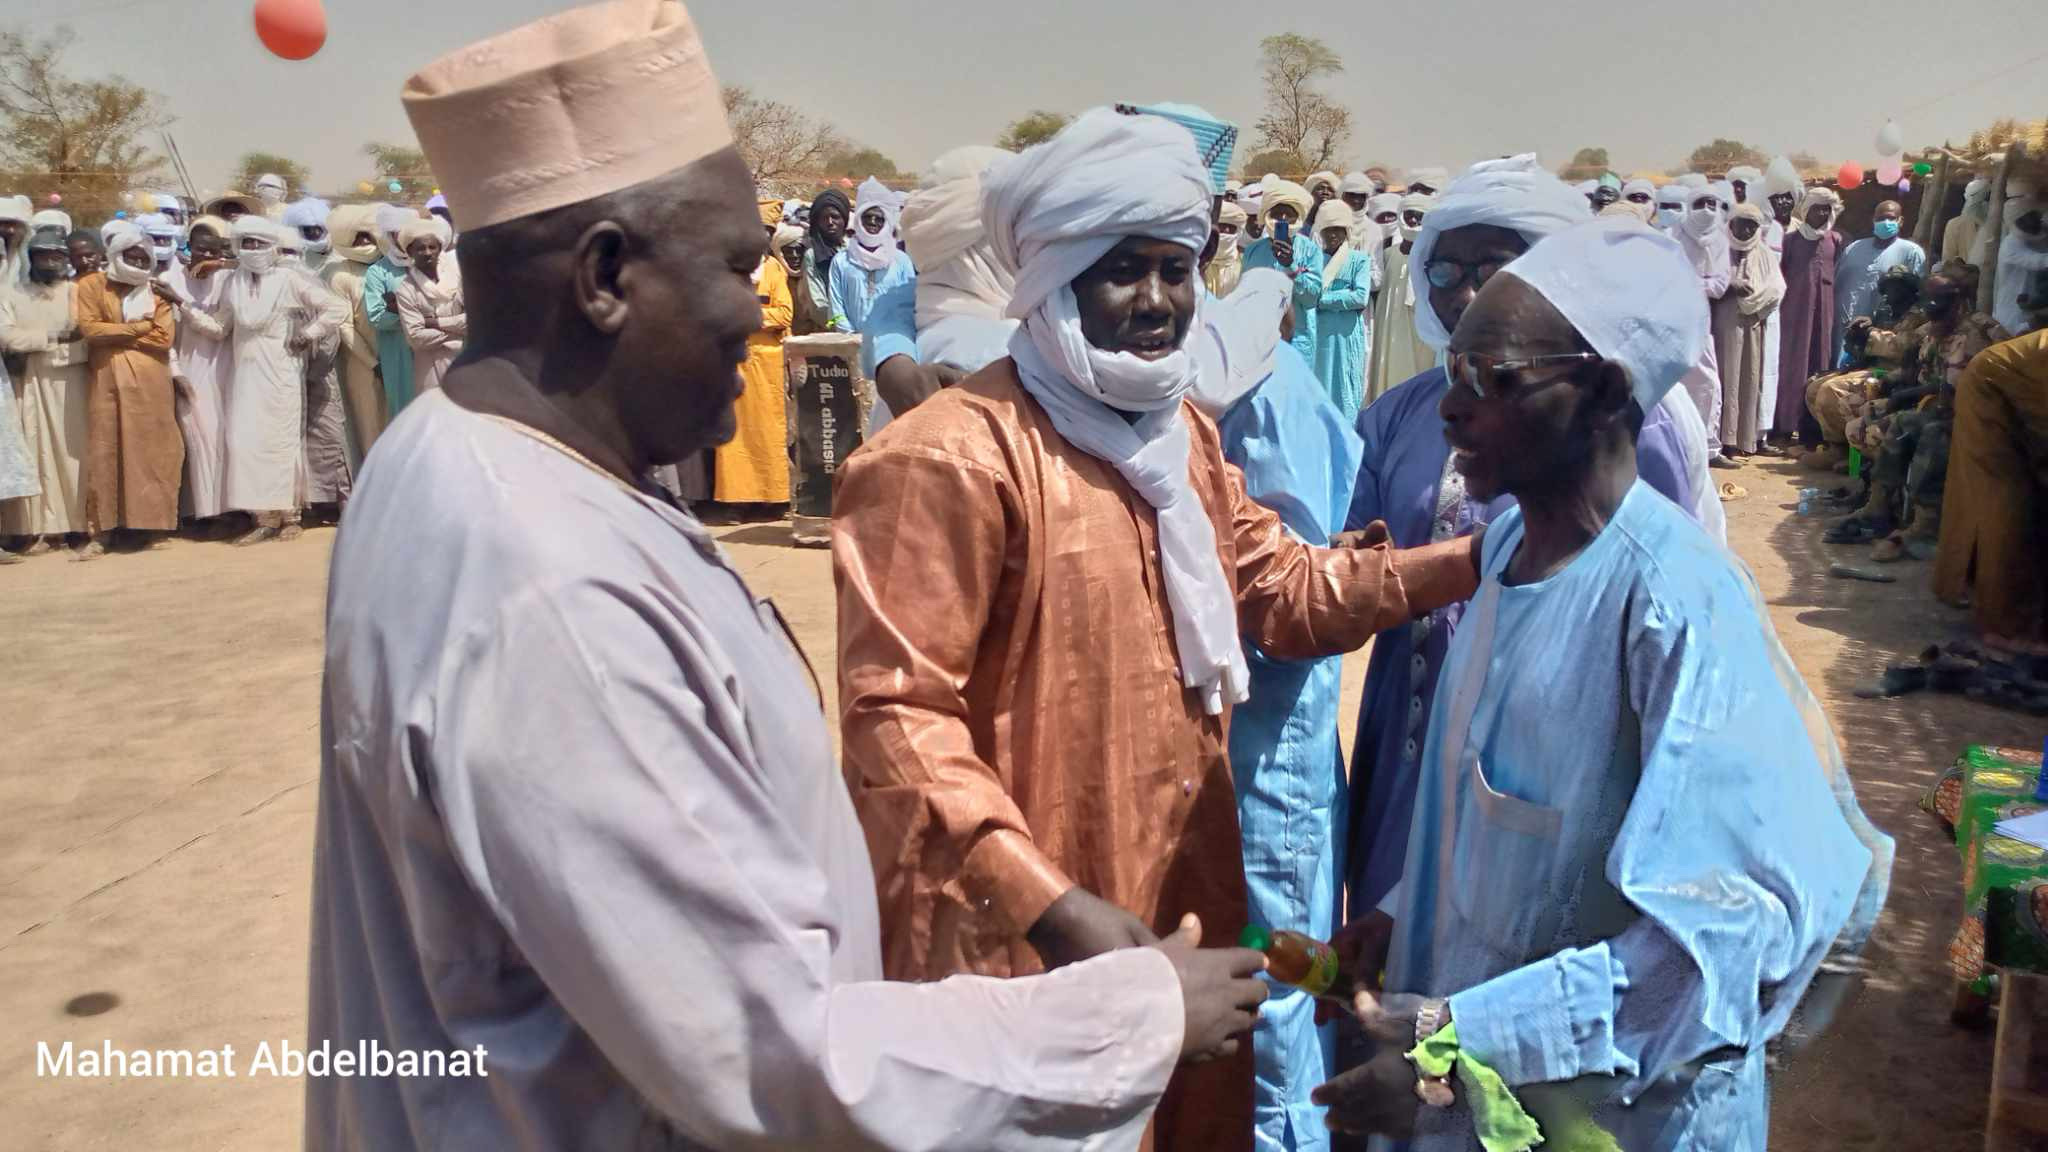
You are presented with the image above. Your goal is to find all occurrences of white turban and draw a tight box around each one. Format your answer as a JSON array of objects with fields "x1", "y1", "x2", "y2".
[
  {"x1": 255, "y1": 172, "x2": 287, "y2": 202},
  {"x1": 903, "y1": 145, "x2": 1019, "y2": 362},
  {"x1": 1238, "y1": 186, "x2": 1263, "y2": 220},
  {"x1": 1405, "y1": 166, "x2": 1450, "y2": 192},
  {"x1": 374, "y1": 203, "x2": 419, "y2": 268},
  {"x1": 1190, "y1": 267, "x2": 1291, "y2": 417},
  {"x1": 0, "y1": 194, "x2": 31, "y2": 225},
  {"x1": 1306, "y1": 170, "x2": 1339, "y2": 197},
  {"x1": 1711, "y1": 180, "x2": 1735, "y2": 212},
  {"x1": 232, "y1": 214, "x2": 282, "y2": 244},
  {"x1": 1610, "y1": 179, "x2": 1658, "y2": 224},
  {"x1": 1621, "y1": 178, "x2": 1657, "y2": 201},
  {"x1": 101, "y1": 218, "x2": 141, "y2": 246},
  {"x1": 398, "y1": 215, "x2": 450, "y2": 252},
  {"x1": 1500, "y1": 216, "x2": 1707, "y2": 413},
  {"x1": 1313, "y1": 198, "x2": 1356, "y2": 242},
  {"x1": 103, "y1": 228, "x2": 154, "y2": 297},
  {"x1": 982, "y1": 105, "x2": 1245, "y2": 715},
  {"x1": 1259, "y1": 179, "x2": 1313, "y2": 227},
  {"x1": 1763, "y1": 156, "x2": 1802, "y2": 200},
  {"x1": 1365, "y1": 192, "x2": 1402, "y2": 220},
  {"x1": 1725, "y1": 165, "x2": 1764, "y2": 191},
  {"x1": 1218, "y1": 200, "x2": 1247, "y2": 229},
  {"x1": 1963, "y1": 178, "x2": 1990, "y2": 220},
  {"x1": 1793, "y1": 186, "x2": 1841, "y2": 241},
  {"x1": 1340, "y1": 172, "x2": 1374, "y2": 196},
  {"x1": 31, "y1": 208, "x2": 71, "y2": 234},
  {"x1": 1406, "y1": 154, "x2": 1593, "y2": 349},
  {"x1": 1679, "y1": 172, "x2": 1710, "y2": 190},
  {"x1": 1398, "y1": 192, "x2": 1434, "y2": 241},
  {"x1": 849, "y1": 176, "x2": 902, "y2": 272},
  {"x1": 282, "y1": 197, "x2": 331, "y2": 231}
]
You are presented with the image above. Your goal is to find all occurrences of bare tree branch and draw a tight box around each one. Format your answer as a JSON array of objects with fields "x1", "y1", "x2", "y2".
[
  {"x1": 723, "y1": 85, "x2": 846, "y2": 192},
  {"x1": 0, "y1": 24, "x2": 168, "y2": 222},
  {"x1": 1254, "y1": 34, "x2": 1349, "y2": 173}
]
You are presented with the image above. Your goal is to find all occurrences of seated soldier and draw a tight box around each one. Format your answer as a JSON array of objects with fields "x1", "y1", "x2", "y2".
[
  {"x1": 1803, "y1": 265, "x2": 1925, "y2": 471},
  {"x1": 1828, "y1": 260, "x2": 2008, "y2": 555}
]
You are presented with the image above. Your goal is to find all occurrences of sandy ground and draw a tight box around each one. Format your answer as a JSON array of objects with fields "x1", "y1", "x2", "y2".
[{"x1": 0, "y1": 455, "x2": 2034, "y2": 1150}]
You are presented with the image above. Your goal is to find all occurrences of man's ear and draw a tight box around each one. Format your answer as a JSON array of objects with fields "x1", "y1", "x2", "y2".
[
  {"x1": 572, "y1": 221, "x2": 630, "y2": 335},
  {"x1": 1591, "y1": 359, "x2": 1635, "y2": 426}
]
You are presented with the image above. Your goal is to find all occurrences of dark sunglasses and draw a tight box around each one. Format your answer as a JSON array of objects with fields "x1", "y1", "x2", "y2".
[
  {"x1": 1449, "y1": 350, "x2": 1599, "y2": 399},
  {"x1": 1424, "y1": 256, "x2": 1507, "y2": 293}
]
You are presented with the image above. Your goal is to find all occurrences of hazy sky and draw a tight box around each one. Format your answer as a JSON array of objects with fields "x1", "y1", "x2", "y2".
[{"x1": 21, "y1": 0, "x2": 2048, "y2": 197}]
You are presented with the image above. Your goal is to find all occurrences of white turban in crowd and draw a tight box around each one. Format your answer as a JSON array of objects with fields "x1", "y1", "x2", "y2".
[
  {"x1": 31, "y1": 208, "x2": 71, "y2": 234},
  {"x1": 1217, "y1": 198, "x2": 1248, "y2": 236},
  {"x1": 1406, "y1": 154, "x2": 1592, "y2": 349},
  {"x1": 282, "y1": 197, "x2": 334, "y2": 261},
  {"x1": 1725, "y1": 165, "x2": 1764, "y2": 201},
  {"x1": 101, "y1": 217, "x2": 140, "y2": 247},
  {"x1": 1654, "y1": 184, "x2": 1688, "y2": 232},
  {"x1": 254, "y1": 173, "x2": 287, "y2": 207},
  {"x1": 1213, "y1": 199, "x2": 1248, "y2": 291},
  {"x1": 1609, "y1": 178, "x2": 1658, "y2": 224},
  {"x1": 1711, "y1": 180, "x2": 1735, "y2": 213},
  {"x1": 1678, "y1": 173, "x2": 1710, "y2": 190},
  {"x1": 1190, "y1": 267, "x2": 1291, "y2": 417},
  {"x1": 398, "y1": 214, "x2": 450, "y2": 252},
  {"x1": 0, "y1": 194, "x2": 31, "y2": 283},
  {"x1": 375, "y1": 203, "x2": 419, "y2": 269},
  {"x1": 328, "y1": 204, "x2": 382, "y2": 266},
  {"x1": 1313, "y1": 199, "x2": 1367, "y2": 282},
  {"x1": 771, "y1": 222, "x2": 805, "y2": 273},
  {"x1": 849, "y1": 176, "x2": 901, "y2": 272},
  {"x1": 780, "y1": 198, "x2": 805, "y2": 226},
  {"x1": 135, "y1": 212, "x2": 179, "y2": 266},
  {"x1": 1398, "y1": 191, "x2": 1434, "y2": 242},
  {"x1": 1962, "y1": 178, "x2": 1991, "y2": 221},
  {"x1": 1405, "y1": 166, "x2": 1450, "y2": 193},
  {"x1": 902, "y1": 144, "x2": 1018, "y2": 370},
  {"x1": 983, "y1": 105, "x2": 1246, "y2": 714},
  {"x1": 1259, "y1": 179, "x2": 1313, "y2": 227},
  {"x1": 1499, "y1": 216, "x2": 1706, "y2": 413},
  {"x1": 1365, "y1": 191, "x2": 1402, "y2": 243},
  {"x1": 103, "y1": 228, "x2": 155, "y2": 319},
  {"x1": 1763, "y1": 156, "x2": 1802, "y2": 201},
  {"x1": 1225, "y1": 178, "x2": 1243, "y2": 199},
  {"x1": 1678, "y1": 184, "x2": 1731, "y2": 284},
  {"x1": 1793, "y1": 186, "x2": 1841, "y2": 241},
  {"x1": 1305, "y1": 170, "x2": 1339, "y2": 198},
  {"x1": 231, "y1": 214, "x2": 284, "y2": 274},
  {"x1": 1992, "y1": 191, "x2": 2048, "y2": 334},
  {"x1": 1340, "y1": 172, "x2": 1374, "y2": 198}
]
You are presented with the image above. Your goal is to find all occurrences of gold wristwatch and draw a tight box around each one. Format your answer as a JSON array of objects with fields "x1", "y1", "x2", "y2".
[{"x1": 1412, "y1": 998, "x2": 1455, "y2": 1108}]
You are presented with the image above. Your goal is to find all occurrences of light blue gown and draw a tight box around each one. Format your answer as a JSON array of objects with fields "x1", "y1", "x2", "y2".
[
  {"x1": 828, "y1": 248, "x2": 914, "y2": 335},
  {"x1": 1217, "y1": 342, "x2": 1361, "y2": 1152},
  {"x1": 1311, "y1": 247, "x2": 1374, "y2": 421},
  {"x1": 362, "y1": 258, "x2": 415, "y2": 418},
  {"x1": 1831, "y1": 236, "x2": 1926, "y2": 365},
  {"x1": 1243, "y1": 236, "x2": 1324, "y2": 366},
  {"x1": 1380, "y1": 481, "x2": 1889, "y2": 1151}
]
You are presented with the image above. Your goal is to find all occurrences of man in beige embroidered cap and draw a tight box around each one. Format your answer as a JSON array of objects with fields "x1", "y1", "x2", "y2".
[{"x1": 304, "y1": 4, "x2": 1266, "y2": 1150}]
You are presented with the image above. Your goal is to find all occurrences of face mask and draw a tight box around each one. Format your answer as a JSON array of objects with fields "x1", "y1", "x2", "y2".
[
  {"x1": 1655, "y1": 207, "x2": 1684, "y2": 231},
  {"x1": 106, "y1": 254, "x2": 152, "y2": 285},
  {"x1": 239, "y1": 245, "x2": 278, "y2": 274},
  {"x1": 1685, "y1": 206, "x2": 1720, "y2": 237},
  {"x1": 257, "y1": 185, "x2": 285, "y2": 206},
  {"x1": 1213, "y1": 230, "x2": 1239, "y2": 257},
  {"x1": 1872, "y1": 219, "x2": 1900, "y2": 240}
]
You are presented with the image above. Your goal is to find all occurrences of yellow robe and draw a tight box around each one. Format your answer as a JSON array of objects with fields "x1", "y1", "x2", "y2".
[{"x1": 715, "y1": 258, "x2": 792, "y2": 503}]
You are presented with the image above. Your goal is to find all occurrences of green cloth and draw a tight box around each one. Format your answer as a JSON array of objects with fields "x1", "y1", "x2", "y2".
[
  {"x1": 1943, "y1": 745, "x2": 2048, "y2": 993},
  {"x1": 1408, "y1": 1023, "x2": 1545, "y2": 1152}
]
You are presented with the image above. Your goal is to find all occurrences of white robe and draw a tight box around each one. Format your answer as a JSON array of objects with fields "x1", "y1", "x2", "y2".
[
  {"x1": 306, "y1": 389, "x2": 1182, "y2": 1151},
  {"x1": 164, "y1": 262, "x2": 233, "y2": 517},
  {"x1": 0, "y1": 281, "x2": 88, "y2": 533},
  {"x1": 204, "y1": 266, "x2": 346, "y2": 513},
  {"x1": 395, "y1": 258, "x2": 465, "y2": 397}
]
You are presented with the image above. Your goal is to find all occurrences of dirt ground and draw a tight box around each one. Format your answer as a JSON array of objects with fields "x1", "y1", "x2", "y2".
[{"x1": 0, "y1": 455, "x2": 2035, "y2": 1150}]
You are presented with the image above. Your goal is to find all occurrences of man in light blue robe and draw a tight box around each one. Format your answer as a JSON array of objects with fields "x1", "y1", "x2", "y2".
[
  {"x1": 1192, "y1": 268, "x2": 1361, "y2": 1152},
  {"x1": 1308, "y1": 201, "x2": 1375, "y2": 420},
  {"x1": 1832, "y1": 199, "x2": 1926, "y2": 366},
  {"x1": 829, "y1": 177, "x2": 915, "y2": 334},
  {"x1": 1315, "y1": 218, "x2": 1890, "y2": 1151},
  {"x1": 1243, "y1": 179, "x2": 1324, "y2": 365}
]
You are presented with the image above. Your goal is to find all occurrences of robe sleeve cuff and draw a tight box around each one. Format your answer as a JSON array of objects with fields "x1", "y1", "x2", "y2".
[
  {"x1": 1391, "y1": 537, "x2": 1481, "y2": 618},
  {"x1": 961, "y1": 828, "x2": 1076, "y2": 937},
  {"x1": 1446, "y1": 945, "x2": 1631, "y2": 1087}
]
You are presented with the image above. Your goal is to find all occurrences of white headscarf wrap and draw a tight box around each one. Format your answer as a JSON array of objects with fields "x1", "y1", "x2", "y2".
[
  {"x1": 31, "y1": 208, "x2": 71, "y2": 234},
  {"x1": 1725, "y1": 165, "x2": 1764, "y2": 201},
  {"x1": 1306, "y1": 171, "x2": 1339, "y2": 198},
  {"x1": 0, "y1": 194, "x2": 31, "y2": 283},
  {"x1": 1406, "y1": 154, "x2": 1593, "y2": 349},
  {"x1": 1610, "y1": 178, "x2": 1658, "y2": 224},
  {"x1": 1190, "y1": 267, "x2": 1291, "y2": 417},
  {"x1": 1763, "y1": 156, "x2": 1803, "y2": 200},
  {"x1": 1678, "y1": 185, "x2": 1732, "y2": 283},
  {"x1": 1654, "y1": 184, "x2": 1688, "y2": 232},
  {"x1": 1259, "y1": 179, "x2": 1313, "y2": 228},
  {"x1": 104, "y1": 229, "x2": 158, "y2": 319},
  {"x1": 375, "y1": 203, "x2": 417, "y2": 268},
  {"x1": 1340, "y1": 172, "x2": 1374, "y2": 197},
  {"x1": 1313, "y1": 199, "x2": 1364, "y2": 283},
  {"x1": 984, "y1": 106, "x2": 1247, "y2": 714},
  {"x1": 849, "y1": 176, "x2": 902, "y2": 272},
  {"x1": 400, "y1": 216, "x2": 462, "y2": 303},
  {"x1": 1211, "y1": 200, "x2": 1247, "y2": 295},
  {"x1": 1793, "y1": 186, "x2": 1841, "y2": 241},
  {"x1": 255, "y1": 173, "x2": 287, "y2": 206},
  {"x1": 1993, "y1": 196, "x2": 2048, "y2": 334},
  {"x1": 902, "y1": 145, "x2": 1019, "y2": 368},
  {"x1": 1397, "y1": 191, "x2": 1434, "y2": 242},
  {"x1": 1963, "y1": 178, "x2": 1990, "y2": 221},
  {"x1": 282, "y1": 197, "x2": 334, "y2": 261},
  {"x1": 135, "y1": 212, "x2": 178, "y2": 266},
  {"x1": 772, "y1": 222, "x2": 806, "y2": 273},
  {"x1": 1501, "y1": 216, "x2": 1707, "y2": 413},
  {"x1": 1405, "y1": 166, "x2": 1450, "y2": 193}
]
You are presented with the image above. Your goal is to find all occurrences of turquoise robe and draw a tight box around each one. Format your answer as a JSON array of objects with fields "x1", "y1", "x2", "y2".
[
  {"x1": 363, "y1": 258, "x2": 416, "y2": 418},
  {"x1": 1311, "y1": 247, "x2": 1373, "y2": 421}
]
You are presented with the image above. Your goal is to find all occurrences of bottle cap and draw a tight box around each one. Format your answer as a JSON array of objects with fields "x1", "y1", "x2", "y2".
[{"x1": 1238, "y1": 924, "x2": 1271, "y2": 951}]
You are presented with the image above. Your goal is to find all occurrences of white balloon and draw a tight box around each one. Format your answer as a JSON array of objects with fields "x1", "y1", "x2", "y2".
[{"x1": 1876, "y1": 120, "x2": 1904, "y2": 155}]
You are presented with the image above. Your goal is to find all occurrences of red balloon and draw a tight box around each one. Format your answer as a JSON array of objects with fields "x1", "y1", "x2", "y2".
[
  {"x1": 253, "y1": 0, "x2": 326, "y2": 61},
  {"x1": 1836, "y1": 162, "x2": 1864, "y2": 189}
]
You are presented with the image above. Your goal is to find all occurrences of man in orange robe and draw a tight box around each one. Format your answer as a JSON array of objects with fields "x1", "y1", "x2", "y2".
[
  {"x1": 833, "y1": 108, "x2": 1479, "y2": 1152},
  {"x1": 75, "y1": 228, "x2": 181, "y2": 558}
]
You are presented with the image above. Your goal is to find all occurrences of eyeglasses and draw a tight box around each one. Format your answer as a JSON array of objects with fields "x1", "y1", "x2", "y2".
[
  {"x1": 1449, "y1": 350, "x2": 1599, "y2": 398},
  {"x1": 1424, "y1": 257, "x2": 1508, "y2": 292}
]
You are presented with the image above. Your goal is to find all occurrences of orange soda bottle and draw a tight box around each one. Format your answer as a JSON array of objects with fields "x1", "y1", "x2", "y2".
[{"x1": 1238, "y1": 924, "x2": 1359, "y2": 1004}]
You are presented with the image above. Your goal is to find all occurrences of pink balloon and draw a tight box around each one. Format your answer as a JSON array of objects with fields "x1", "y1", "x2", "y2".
[
  {"x1": 253, "y1": 0, "x2": 326, "y2": 61},
  {"x1": 1876, "y1": 160, "x2": 1903, "y2": 186},
  {"x1": 47, "y1": 192, "x2": 61, "y2": 205}
]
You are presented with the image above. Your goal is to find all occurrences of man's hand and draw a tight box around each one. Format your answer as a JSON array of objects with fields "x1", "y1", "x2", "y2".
[
  {"x1": 287, "y1": 334, "x2": 312, "y2": 355},
  {"x1": 1329, "y1": 520, "x2": 1391, "y2": 550},
  {"x1": 149, "y1": 280, "x2": 181, "y2": 304},
  {"x1": 872, "y1": 355, "x2": 966, "y2": 420},
  {"x1": 188, "y1": 258, "x2": 225, "y2": 280},
  {"x1": 1315, "y1": 910, "x2": 1394, "y2": 1024},
  {"x1": 1313, "y1": 1044, "x2": 1422, "y2": 1137},
  {"x1": 1731, "y1": 283, "x2": 1753, "y2": 298},
  {"x1": 382, "y1": 290, "x2": 398, "y2": 313},
  {"x1": 424, "y1": 312, "x2": 440, "y2": 331},
  {"x1": 1273, "y1": 236, "x2": 1295, "y2": 267},
  {"x1": 1155, "y1": 914, "x2": 1267, "y2": 1064},
  {"x1": 1026, "y1": 887, "x2": 1159, "y2": 970}
]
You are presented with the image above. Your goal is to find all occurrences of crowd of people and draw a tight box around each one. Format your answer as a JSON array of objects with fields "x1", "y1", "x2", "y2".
[
  {"x1": 12, "y1": 1, "x2": 2045, "y2": 1150},
  {"x1": 0, "y1": 182, "x2": 463, "y2": 558}
]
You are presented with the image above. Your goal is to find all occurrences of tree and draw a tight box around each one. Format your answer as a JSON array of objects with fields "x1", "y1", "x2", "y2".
[
  {"x1": 232, "y1": 151, "x2": 309, "y2": 198},
  {"x1": 1789, "y1": 151, "x2": 1825, "y2": 177},
  {"x1": 1558, "y1": 147, "x2": 1610, "y2": 182},
  {"x1": 1253, "y1": 34, "x2": 1350, "y2": 172},
  {"x1": 1684, "y1": 138, "x2": 1768, "y2": 176},
  {"x1": 0, "y1": 25, "x2": 167, "y2": 226},
  {"x1": 1241, "y1": 149, "x2": 1306, "y2": 181},
  {"x1": 723, "y1": 85, "x2": 843, "y2": 191},
  {"x1": 998, "y1": 111, "x2": 1068, "y2": 152},
  {"x1": 363, "y1": 141, "x2": 434, "y2": 200},
  {"x1": 825, "y1": 145, "x2": 898, "y2": 183}
]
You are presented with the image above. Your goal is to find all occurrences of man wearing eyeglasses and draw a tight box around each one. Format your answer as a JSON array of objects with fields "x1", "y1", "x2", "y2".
[
  {"x1": 1313, "y1": 214, "x2": 1886, "y2": 1152},
  {"x1": 1334, "y1": 158, "x2": 1713, "y2": 986}
]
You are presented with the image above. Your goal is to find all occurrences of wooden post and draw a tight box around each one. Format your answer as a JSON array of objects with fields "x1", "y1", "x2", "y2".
[
  {"x1": 1917, "y1": 152, "x2": 1950, "y2": 253},
  {"x1": 1987, "y1": 971, "x2": 2048, "y2": 1150},
  {"x1": 1978, "y1": 144, "x2": 2024, "y2": 314}
]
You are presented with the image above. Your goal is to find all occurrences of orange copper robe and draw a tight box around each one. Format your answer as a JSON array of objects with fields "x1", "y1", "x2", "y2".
[
  {"x1": 75, "y1": 272, "x2": 182, "y2": 533},
  {"x1": 833, "y1": 359, "x2": 1476, "y2": 1152},
  {"x1": 1935, "y1": 328, "x2": 2048, "y2": 641}
]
